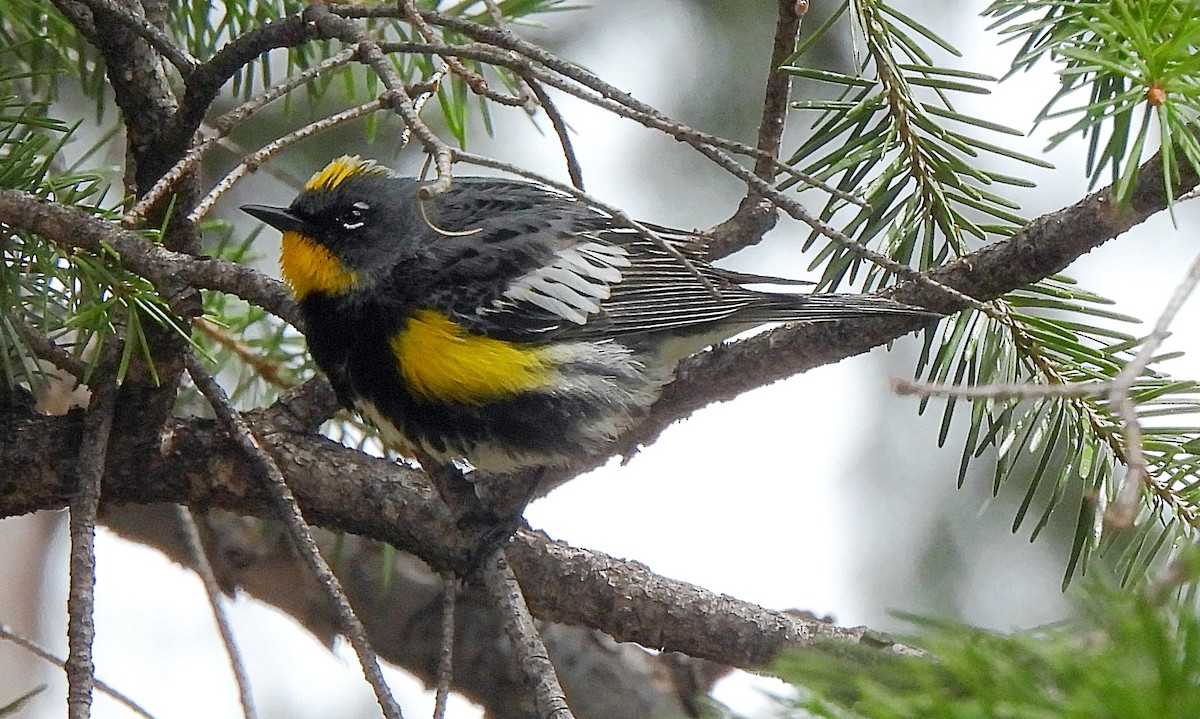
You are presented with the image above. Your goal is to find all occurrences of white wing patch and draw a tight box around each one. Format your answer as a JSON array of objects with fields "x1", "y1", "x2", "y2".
[{"x1": 498, "y1": 241, "x2": 631, "y2": 325}]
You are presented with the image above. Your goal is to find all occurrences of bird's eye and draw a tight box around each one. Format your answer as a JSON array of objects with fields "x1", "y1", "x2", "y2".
[{"x1": 341, "y1": 201, "x2": 370, "y2": 230}]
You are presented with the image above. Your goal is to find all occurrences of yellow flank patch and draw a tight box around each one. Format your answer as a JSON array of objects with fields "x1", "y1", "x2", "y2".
[
  {"x1": 304, "y1": 155, "x2": 391, "y2": 192},
  {"x1": 392, "y1": 309, "x2": 552, "y2": 404},
  {"x1": 280, "y1": 231, "x2": 359, "y2": 298}
]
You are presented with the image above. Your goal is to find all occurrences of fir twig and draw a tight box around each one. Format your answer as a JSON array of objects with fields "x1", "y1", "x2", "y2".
[
  {"x1": 174, "y1": 506, "x2": 258, "y2": 719},
  {"x1": 0, "y1": 625, "x2": 157, "y2": 719},
  {"x1": 183, "y1": 352, "x2": 405, "y2": 719},
  {"x1": 483, "y1": 551, "x2": 575, "y2": 719},
  {"x1": 432, "y1": 575, "x2": 458, "y2": 719},
  {"x1": 67, "y1": 342, "x2": 120, "y2": 719}
]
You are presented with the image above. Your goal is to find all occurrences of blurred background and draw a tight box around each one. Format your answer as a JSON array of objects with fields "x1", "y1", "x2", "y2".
[{"x1": 3, "y1": 0, "x2": 1200, "y2": 717}]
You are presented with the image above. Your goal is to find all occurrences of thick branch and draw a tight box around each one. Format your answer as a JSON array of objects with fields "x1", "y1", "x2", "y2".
[
  {"x1": 54, "y1": 0, "x2": 179, "y2": 190},
  {"x1": 101, "y1": 506, "x2": 706, "y2": 719},
  {"x1": 1, "y1": 401, "x2": 908, "y2": 670}
]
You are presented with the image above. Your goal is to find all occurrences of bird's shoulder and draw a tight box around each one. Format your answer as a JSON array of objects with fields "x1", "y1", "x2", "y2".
[{"x1": 402, "y1": 179, "x2": 619, "y2": 325}]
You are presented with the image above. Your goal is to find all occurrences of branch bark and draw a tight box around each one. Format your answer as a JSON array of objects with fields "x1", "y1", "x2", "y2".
[
  {"x1": 5, "y1": 3, "x2": 1200, "y2": 716},
  {"x1": 705, "y1": 0, "x2": 804, "y2": 260},
  {"x1": 1, "y1": 396, "x2": 911, "y2": 671},
  {"x1": 99, "y1": 505, "x2": 709, "y2": 719},
  {"x1": 2, "y1": 141, "x2": 1196, "y2": 565}
]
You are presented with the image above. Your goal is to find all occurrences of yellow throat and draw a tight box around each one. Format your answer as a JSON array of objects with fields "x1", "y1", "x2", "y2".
[
  {"x1": 279, "y1": 231, "x2": 359, "y2": 299},
  {"x1": 278, "y1": 155, "x2": 393, "y2": 298}
]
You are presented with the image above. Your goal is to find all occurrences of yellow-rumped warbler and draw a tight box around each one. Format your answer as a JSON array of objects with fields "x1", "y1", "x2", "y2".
[{"x1": 243, "y1": 156, "x2": 931, "y2": 474}]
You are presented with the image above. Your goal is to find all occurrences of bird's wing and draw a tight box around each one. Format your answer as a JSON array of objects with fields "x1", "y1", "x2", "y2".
[
  {"x1": 418, "y1": 179, "x2": 918, "y2": 343},
  {"x1": 457, "y1": 225, "x2": 781, "y2": 342}
]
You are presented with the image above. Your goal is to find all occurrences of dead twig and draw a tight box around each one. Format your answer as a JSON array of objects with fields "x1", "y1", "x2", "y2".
[
  {"x1": 483, "y1": 551, "x2": 575, "y2": 719},
  {"x1": 184, "y1": 352, "x2": 406, "y2": 719}
]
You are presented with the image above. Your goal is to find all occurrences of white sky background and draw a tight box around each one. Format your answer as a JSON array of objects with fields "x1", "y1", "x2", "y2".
[{"x1": 6, "y1": 1, "x2": 1200, "y2": 718}]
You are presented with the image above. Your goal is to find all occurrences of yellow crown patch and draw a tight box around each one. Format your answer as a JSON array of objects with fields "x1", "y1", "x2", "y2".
[{"x1": 304, "y1": 155, "x2": 391, "y2": 192}]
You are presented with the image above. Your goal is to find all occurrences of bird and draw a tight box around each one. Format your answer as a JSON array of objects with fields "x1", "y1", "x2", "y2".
[{"x1": 243, "y1": 155, "x2": 932, "y2": 475}]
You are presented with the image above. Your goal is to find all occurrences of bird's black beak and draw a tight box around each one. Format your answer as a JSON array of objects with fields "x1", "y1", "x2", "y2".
[{"x1": 241, "y1": 204, "x2": 307, "y2": 233}]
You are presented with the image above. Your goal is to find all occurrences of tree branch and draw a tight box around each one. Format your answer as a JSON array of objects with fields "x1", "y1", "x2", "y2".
[
  {"x1": 1, "y1": 401, "x2": 912, "y2": 670},
  {"x1": 184, "y1": 354, "x2": 405, "y2": 719},
  {"x1": 705, "y1": 0, "x2": 804, "y2": 260},
  {"x1": 99, "y1": 506, "x2": 704, "y2": 719},
  {"x1": 66, "y1": 342, "x2": 120, "y2": 719},
  {"x1": 0, "y1": 189, "x2": 297, "y2": 326},
  {"x1": 77, "y1": 0, "x2": 197, "y2": 75},
  {"x1": 484, "y1": 552, "x2": 575, "y2": 719},
  {"x1": 614, "y1": 146, "x2": 1200, "y2": 458}
]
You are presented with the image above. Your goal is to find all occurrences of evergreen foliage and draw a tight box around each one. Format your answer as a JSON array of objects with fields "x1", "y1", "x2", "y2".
[{"x1": 3, "y1": 0, "x2": 1200, "y2": 713}]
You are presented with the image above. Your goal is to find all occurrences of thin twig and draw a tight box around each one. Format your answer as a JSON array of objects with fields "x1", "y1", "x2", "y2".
[
  {"x1": 183, "y1": 352, "x2": 405, "y2": 719},
  {"x1": 482, "y1": 0, "x2": 507, "y2": 26},
  {"x1": 67, "y1": 344, "x2": 120, "y2": 719},
  {"x1": 189, "y1": 99, "x2": 386, "y2": 222},
  {"x1": 706, "y1": 0, "x2": 803, "y2": 259},
  {"x1": 78, "y1": 0, "x2": 198, "y2": 74},
  {"x1": 0, "y1": 625, "x2": 158, "y2": 719},
  {"x1": 753, "y1": 0, "x2": 802, "y2": 178},
  {"x1": 401, "y1": 64, "x2": 452, "y2": 150},
  {"x1": 398, "y1": 0, "x2": 527, "y2": 107},
  {"x1": 174, "y1": 506, "x2": 258, "y2": 719},
  {"x1": 193, "y1": 317, "x2": 295, "y2": 389},
  {"x1": 432, "y1": 575, "x2": 458, "y2": 719},
  {"x1": 204, "y1": 130, "x2": 310, "y2": 188},
  {"x1": 1107, "y1": 248, "x2": 1200, "y2": 519},
  {"x1": 893, "y1": 377, "x2": 1108, "y2": 400},
  {"x1": 1108, "y1": 394, "x2": 1148, "y2": 525},
  {"x1": 524, "y1": 77, "x2": 584, "y2": 190},
  {"x1": 483, "y1": 551, "x2": 575, "y2": 719},
  {"x1": 479, "y1": 0, "x2": 539, "y2": 113},
  {"x1": 374, "y1": 39, "x2": 864, "y2": 208},
  {"x1": 125, "y1": 47, "x2": 359, "y2": 225},
  {"x1": 10, "y1": 315, "x2": 87, "y2": 378}
]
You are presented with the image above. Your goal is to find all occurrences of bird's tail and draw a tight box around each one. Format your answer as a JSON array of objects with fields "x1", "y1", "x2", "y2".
[
  {"x1": 757, "y1": 291, "x2": 937, "y2": 323},
  {"x1": 639, "y1": 290, "x2": 936, "y2": 365}
]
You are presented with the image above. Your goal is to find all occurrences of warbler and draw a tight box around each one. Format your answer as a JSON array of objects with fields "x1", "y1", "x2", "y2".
[{"x1": 243, "y1": 156, "x2": 931, "y2": 474}]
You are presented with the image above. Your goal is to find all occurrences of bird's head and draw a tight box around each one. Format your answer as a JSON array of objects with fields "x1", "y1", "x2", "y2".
[{"x1": 243, "y1": 156, "x2": 422, "y2": 299}]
